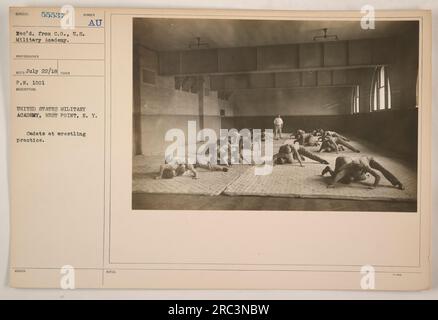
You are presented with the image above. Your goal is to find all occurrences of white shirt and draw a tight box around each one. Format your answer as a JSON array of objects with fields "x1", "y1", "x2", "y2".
[{"x1": 274, "y1": 117, "x2": 283, "y2": 126}]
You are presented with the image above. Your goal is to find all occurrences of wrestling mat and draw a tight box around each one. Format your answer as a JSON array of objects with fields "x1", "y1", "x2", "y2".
[
  {"x1": 223, "y1": 157, "x2": 417, "y2": 201},
  {"x1": 133, "y1": 137, "x2": 417, "y2": 201},
  {"x1": 132, "y1": 155, "x2": 251, "y2": 196}
]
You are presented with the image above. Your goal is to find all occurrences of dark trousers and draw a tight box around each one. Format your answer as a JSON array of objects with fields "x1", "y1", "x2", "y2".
[
  {"x1": 368, "y1": 158, "x2": 401, "y2": 186},
  {"x1": 296, "y1": 146, "x2": 328, "y2": 164},
  {"x1": 335, "y1": 138, "x2": 360, "y2": 153}
]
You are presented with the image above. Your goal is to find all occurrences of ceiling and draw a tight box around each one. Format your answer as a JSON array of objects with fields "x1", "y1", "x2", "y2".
[{"x1": 133, "y1": 18, "x2": 418, "y2": 52}]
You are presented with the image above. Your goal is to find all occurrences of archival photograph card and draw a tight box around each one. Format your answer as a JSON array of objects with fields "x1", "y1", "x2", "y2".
[{"x1": 9, "y1": 7, "x2": 431, "y2": 290}]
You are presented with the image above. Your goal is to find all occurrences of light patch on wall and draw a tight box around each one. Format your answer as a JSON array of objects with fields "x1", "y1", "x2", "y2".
[
  {"x1": 322, "y1": 103, "x2": 340, "y2": 110},
  {"x1": 142, "y1": 69, "x2": 156, "y2": 85}
]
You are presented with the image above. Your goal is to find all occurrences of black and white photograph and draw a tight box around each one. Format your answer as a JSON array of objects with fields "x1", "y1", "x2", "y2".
[
  {"x1": 131, "y1": 18, "x2": 419, "y2": 212},
  {"x1": 4, "y1": 2, "x2": 435, "y2": 295}
]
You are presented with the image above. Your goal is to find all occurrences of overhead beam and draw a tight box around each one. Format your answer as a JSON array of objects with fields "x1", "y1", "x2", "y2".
[
  {"x1": 219, "y1": 84, "x2": 356, "y2": 93},
  {"x1": 168, "y1": 64, "x2": 384, "y2": 78},
  {"x1": 206, "y1": 68, "x2": 366, "y2": 91},
  {"x1": 157, "y1": 37, "x2": 393, "y2": 77}
]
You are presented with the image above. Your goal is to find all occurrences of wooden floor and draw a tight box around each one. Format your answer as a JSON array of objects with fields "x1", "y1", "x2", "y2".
[{"x1": 132, "y1": 193, "x2": 416, "y2": 212}]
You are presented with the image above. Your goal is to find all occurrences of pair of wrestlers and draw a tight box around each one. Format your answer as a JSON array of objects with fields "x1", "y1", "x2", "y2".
[
  {"x1": 155, "y1": 157, "x2": 229, "y2": 180},
  {"x1": 274, "y1": 138, "x2": 404, "y2": 190},
  {"x1": 294, "y1": 129, "x2": 359, "y2": 153},
  {"x1": 155, "y1": 136, "x2": 244, "y2": 179}
]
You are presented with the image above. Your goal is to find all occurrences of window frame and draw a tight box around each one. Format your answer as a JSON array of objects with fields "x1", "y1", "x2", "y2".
[
  {"x1": 352, "y1": 85, "x2": 360, "y2": 114},
  {"x1": 370, "y1": 66, "x2": 392, "y2": 112}
]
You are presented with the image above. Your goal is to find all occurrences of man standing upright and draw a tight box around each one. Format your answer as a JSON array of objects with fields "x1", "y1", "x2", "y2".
[{"x1": 273, "y1": 115, "x2": 283, "y2": 140}]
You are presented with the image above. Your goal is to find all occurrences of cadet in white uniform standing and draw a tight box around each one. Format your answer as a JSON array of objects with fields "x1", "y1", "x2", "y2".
[{"x1": 273, "y1": 115, "x2": 283, "y2": 140}]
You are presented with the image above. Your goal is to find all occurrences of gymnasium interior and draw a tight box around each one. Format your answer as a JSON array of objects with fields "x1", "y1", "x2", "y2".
[{"x1": 131, "y1": 18, "x2": 419, "y2": 211}]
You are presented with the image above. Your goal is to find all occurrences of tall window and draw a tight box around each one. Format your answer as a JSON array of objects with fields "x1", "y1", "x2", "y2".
[
  {"x1": 352, "y1": 85, "x2": 360, "y2": 114},
  {"x1": 371, "y1": 66, "x2": 391, "y2": 111}
]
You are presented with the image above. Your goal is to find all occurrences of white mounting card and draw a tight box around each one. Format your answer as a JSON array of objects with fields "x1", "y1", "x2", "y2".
[{"x1": 9, "y1": 7, "x2": 431, "y2": 290}]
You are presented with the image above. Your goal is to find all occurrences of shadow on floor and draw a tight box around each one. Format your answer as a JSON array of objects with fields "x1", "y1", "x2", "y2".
[{"x1": 132, "y1": 193, "x2": 416, "y2": 212}]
